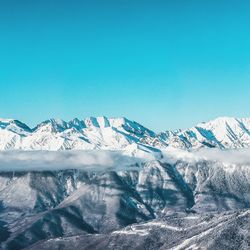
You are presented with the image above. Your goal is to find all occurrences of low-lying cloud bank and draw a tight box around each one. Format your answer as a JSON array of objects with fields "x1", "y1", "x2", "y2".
[
  {"x1": 163, "y1": 147, "x2": 250, "y2": 165},
  {"x1": 195, "y1": 147, "x2": 250, "y2": 165},
  {"x1": 1, "y1": 147, "x2": 250, "y2": 172},
  {"x1": 0, "y1": 150, "x2": 142, "y2": 171}
]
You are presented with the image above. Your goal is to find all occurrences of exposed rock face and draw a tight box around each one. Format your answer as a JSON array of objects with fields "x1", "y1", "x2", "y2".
[
  {"x1": 0, "y1": 159, "x2": 249, "y2": 249},
  {"x1": 25, "y1": 210, "x2": 250, "y2": 250}
]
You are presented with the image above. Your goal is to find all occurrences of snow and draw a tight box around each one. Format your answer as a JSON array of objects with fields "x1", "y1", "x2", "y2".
[
  {"x1": 23, "y1": 210, "x2": 250, "y2": 250},
  {"x1": 159, "y1": 116, "x2": 250, "y2": 149},
  {"x1": 1, "y1": 116, "x2": 250, "y2": 151},
  {"x1": 0, "y1": 150, "x2": 249, "y2": 249},
  {"x1": 0, "y1": 116, "x2": 250, "y2": 249}
]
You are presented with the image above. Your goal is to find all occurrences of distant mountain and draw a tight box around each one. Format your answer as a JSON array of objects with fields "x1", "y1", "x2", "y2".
[
  {"x1": 1, "y1": 116, "x2": 250, "y2": 249},
  {"x1": 0, "y1": 117, "x2": 157, "y2": 150},
  {"x1": 159, "y1": 117, "x2": 250, "y2": 149},
  {"x1": 1, "y1": 116, "x2": 250, "y2": 150}
]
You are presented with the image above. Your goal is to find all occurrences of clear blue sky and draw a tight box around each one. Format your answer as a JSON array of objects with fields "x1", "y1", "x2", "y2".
[{"x1": 1, "y1": 0, "x2": 250, "y2": 131}]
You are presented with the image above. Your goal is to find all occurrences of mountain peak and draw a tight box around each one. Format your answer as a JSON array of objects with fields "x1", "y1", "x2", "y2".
[
  {"x1": 202, "y1": 116, "x2": 238, "y2": 124},
  {"x1": 0, "y1": 118, "x2": 31, "y2": 133},
  {"x1": 34, "y1": 118, "x2": 68, "y2": 133},
  {"x1": 1, "y1": 116, "x2": 250, "y2": 150},
  {"x1": 0, "y1": 118, "x2": 14, "y2": 123}
]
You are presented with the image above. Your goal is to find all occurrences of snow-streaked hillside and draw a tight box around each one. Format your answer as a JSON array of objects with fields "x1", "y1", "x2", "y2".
[
  {"x1": 1, "y1": 116, "x2": 250, "y2": 249},
  {"x1": 159, "y1": 117, "x2": 250, "y2": 149},
  {"x1": 26, "y1": 210, "x2": 249, "y2": 250},
  {"x1": 0, "y1": 152, "x2": 249, "y2": 249},
  {"x1": 0, "y1": 117, "x2": 159, "y2": 151},
  {"x1": 2, "y1": 116, "x2": 250, "y2": 151}
]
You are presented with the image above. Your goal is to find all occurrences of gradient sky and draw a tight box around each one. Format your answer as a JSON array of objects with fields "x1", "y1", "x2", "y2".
[{"x1": 1, "y1": 0, "x2": 250, "y2": 131}]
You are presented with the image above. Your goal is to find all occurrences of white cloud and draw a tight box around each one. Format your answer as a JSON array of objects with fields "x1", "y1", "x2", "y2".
[
  {"x1": 162, "y1": 147, "x2": 250, "y2": 165},
  {"x1": 0, "y1": 150, "x2": 142, "y2": 171},
  {"x1": 194, "y1": 147, "x2": 250, "y2": 165},
  {"x1": 1, "y1": 147, "x2": 250, "y2": 172}
]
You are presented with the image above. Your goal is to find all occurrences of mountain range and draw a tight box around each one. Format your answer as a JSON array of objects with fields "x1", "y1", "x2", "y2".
[
  {"x1": 0, "y1": 116, "x2": 250, "y2": 249},
  {"x1": 1, "y1": 116, "x2": 250, "y2": 151}
]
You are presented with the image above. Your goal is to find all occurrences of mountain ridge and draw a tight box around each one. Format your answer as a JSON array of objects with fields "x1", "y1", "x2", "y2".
[
  {"x1": 1, "y1": 116, "x2": 250, "y2": 249},
  {"x1": 1, "y1": 116, "x2": 250, "y2": 150}
]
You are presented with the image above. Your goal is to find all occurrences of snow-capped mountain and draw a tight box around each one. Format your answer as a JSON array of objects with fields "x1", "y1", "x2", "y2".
[
  {"x1": 160, "y1": 117, "x2": 250, "y2": 149},
  {"x1": 0, "y1": 117, "x2": 157, "y2": 151},
  {"x1": 1, "y1": 116, "x2": 250, "y2": 249},
  {"x1": 0, "y1": 157, "x2": 249, "y2": 249},
  {"x1": 1, "y1": 116, "x2": 250, "y2": 151}
]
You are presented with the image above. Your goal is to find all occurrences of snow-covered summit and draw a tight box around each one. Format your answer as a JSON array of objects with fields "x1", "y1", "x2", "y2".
[
  {"x1": 0, "y1": 116, "x2": 156, "y2": 150},
  {"x1": 1, "y1": 116, "x2": 250, "y2": 150},
  {"x1": 160, "y1": 117, "x2": 250, "y2": 149},
  {"x1": 0, "y1": 118, "x2": 31, "y2": 134}
]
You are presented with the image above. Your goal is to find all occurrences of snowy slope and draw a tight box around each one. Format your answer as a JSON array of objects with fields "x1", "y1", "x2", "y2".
[
  {"x1": 159, "y1": 117, "x2": 250, "y2": 149},
  {"x1": 0, "y1": 157, "x2": 249, "y2": 249},
  {"x1": 26, "y1": 210, "x2": 249, "y2": 250},
  {"x1": 0, "y1": 117, "x2": 157, "y2": 151},
  {"x1": 1, "y1": 116, "x2": 250, "y2": 151},
  {"x1": 1, "y1": 117, "x2": 250, "y2": 249},
  {"x1": 0, "y1": 157, "x2": 250, "y2": 249}
]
